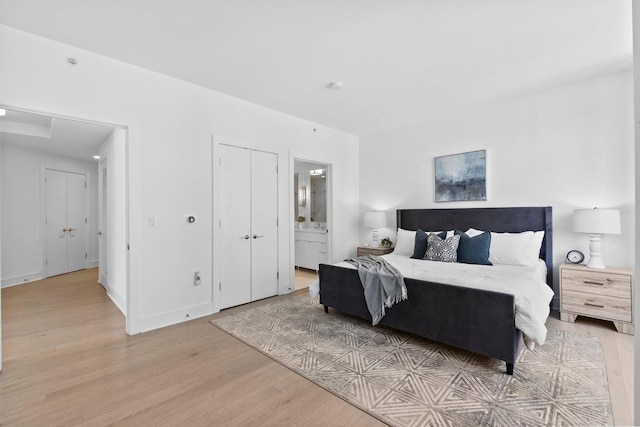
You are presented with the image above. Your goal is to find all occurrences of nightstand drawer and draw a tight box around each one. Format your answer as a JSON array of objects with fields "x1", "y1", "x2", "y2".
[
  {"x1": 561, "y1": 290, "x2": 631, "y2": 322},
  {"x1": 561, "y1": 270, "x2": 631, "y2": 299}
]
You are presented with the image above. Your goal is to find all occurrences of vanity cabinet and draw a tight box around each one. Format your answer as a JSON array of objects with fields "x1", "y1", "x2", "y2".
[{"x1": 295, "y1": 230, "x2": 327, "y2": 270}]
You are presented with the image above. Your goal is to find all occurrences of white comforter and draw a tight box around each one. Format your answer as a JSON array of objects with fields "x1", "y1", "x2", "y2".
[{"x1": 311, "y1": 254, "x2": 554, "y2": 345}]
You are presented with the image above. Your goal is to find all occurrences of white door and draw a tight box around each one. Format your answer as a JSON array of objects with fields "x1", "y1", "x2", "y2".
[
  {"x1": 45, "y1": 169, "x2": 87, "y2": 277},
  {"x1": 66, "y1": 172, "x2": 87, "y2": 272},
  {"x1": 98, "y1": 160, "x2": 108, "y2": 286},
  {"x1": 45, "y1": 169, "x2": 69, "y2": 277},
  {"x1": 250, "y1": 150, "x2": 278, "y2": 301},
  {"x1": 219, "y1": 145, "x2": 252, "y2": 309}
]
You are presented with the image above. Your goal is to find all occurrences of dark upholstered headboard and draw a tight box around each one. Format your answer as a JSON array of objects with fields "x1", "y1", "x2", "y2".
[{"x1": 396, "y1": 207, "x2": 553, "y2": 289}]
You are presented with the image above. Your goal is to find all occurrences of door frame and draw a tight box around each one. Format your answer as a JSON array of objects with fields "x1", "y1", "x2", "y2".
[
  {"x1": 0, "y1": 104, "x2": 130, "y2": 334},
  {"x1": 212, "y1": 137, "x2": 283, "y2": 313},
  {"x1": 41, "y1": 166, "x2": 90, "y2": 278},
  {"x1": 291, "y1": 157, "x2": 333, "y2": 284},
  {"x1": 98, "y1": 158, "x2": 108, "y2": 287}
]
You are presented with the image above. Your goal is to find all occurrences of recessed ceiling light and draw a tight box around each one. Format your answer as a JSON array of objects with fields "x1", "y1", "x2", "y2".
[
  {"x1": 328, "y1": 81, "x2": 343, "y2": 90},
  {"x1": 0, "y1": 108, "x2": 6, "y2": 116},
  {"x1": 93, "y1": 155, "x2": 100, "y2": 159},
  {"x1": 67, "y1": 57, "x2": 78, "y2": 65}
]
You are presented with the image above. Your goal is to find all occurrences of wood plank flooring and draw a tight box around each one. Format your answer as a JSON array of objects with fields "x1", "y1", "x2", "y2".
[
  {"x1": 0, "y1": 268, "x2": 634, "y2": 425},
  {"x1": 1, "y1": 269, "x2": 383, "y2": 426}
]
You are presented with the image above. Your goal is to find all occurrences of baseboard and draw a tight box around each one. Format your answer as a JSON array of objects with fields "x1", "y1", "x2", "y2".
[
  {"x1": 87, "y1": 259, "x2": 99, "y2": 268},
  {"x1": 107, "y1": 289, "x2": 126, "y2": 316},
  {"x1": 133, "y1": 302, "x2": 214, "y2": 334},
  {"x1": 2, "y1": 271, "x2": 44, "y2": 288}
]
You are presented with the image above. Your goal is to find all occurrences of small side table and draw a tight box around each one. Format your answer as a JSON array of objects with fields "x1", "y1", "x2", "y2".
[
  {"x1": 559, "y1": 263, "x2": 634, "y2": 335},
  {"x1": 357, "y1": 246, "x2": 394, "y2": 257}
]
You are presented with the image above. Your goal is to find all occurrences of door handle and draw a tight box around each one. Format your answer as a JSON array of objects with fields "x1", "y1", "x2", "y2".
[
  {"x1": 62, "y1": 228, "x2": 68, "y2": 232},
  {"x1": 253, "y1": 234, "x2": 264, "y2": 239},
  {"x1": 68, "y1": 228, "x2": 77, "y2": 232},
  {"x1": 97, "y1": 231, "x2": 102, "y2": 236},
  {"x1": 242, "y1": 234, "x2": 250, "y2": 239}
]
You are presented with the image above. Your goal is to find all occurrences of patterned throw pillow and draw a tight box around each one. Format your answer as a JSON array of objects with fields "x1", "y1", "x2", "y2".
[{"x1": 425, "y1": 233, "x2": 460, "y2": 262}]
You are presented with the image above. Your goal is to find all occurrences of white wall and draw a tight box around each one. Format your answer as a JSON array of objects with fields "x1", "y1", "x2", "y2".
[
  {"x1": 0, "y1": 133, "x2": 3, "y2": 371},
  {"x1": 0, "y1": 25, "x2": 360, "y2": 333},
  {"x1": 1, "y1": 142, "x2": 99, "y2": 287},
  {"x1": 360, "y1": 69, "x2": 635, "y2": 305},
  {"x1": 632, "y1": 4, "x2": 640, "y2": 424},
  {"x1": 98, "y1": 128, "x2": 127, "y2": 314}
]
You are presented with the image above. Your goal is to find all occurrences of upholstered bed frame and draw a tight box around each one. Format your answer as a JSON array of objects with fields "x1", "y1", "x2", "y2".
[{"x1": 319, "y1": 206, "x2": 553, "y2": 375}]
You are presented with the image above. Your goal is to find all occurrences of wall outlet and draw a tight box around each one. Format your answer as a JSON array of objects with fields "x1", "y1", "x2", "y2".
[{"x1": 194, "y1": 271, "x2": 201, "y2": 285}]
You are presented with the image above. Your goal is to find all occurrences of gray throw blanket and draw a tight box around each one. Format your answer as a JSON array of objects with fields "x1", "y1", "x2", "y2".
[{"x1": 344, "y1": 254, "x2": 407, "y2": 326}]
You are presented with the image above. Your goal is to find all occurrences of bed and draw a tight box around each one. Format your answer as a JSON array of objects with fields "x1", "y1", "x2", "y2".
[{"x1": 318, "y1": 206, "x2": 553, "y2": 375}]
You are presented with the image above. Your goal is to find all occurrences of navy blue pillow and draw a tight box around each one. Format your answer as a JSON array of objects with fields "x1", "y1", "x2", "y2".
[
  {"x1": 411, "y1": 230, "x2": 446, "y2": 259},
  {"x1": 454, "y1": 229, "x2": 492, "y2": 265}
]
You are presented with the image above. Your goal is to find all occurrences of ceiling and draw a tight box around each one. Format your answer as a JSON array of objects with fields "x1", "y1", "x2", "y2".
[
  {"x1": 0, "y1": 109, "x2": 114, "y2": 161},
  {"x1": 0, "y1": 0, "x2": 633, "y2": 137}
]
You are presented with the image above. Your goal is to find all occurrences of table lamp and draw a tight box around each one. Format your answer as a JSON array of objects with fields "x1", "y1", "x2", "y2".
[
  {"x1": 572, "y1": 207, "x2": 620, "y2": 269},
  {"x1": 364, "y1": 211, "x2": 387, "y2": 246}
]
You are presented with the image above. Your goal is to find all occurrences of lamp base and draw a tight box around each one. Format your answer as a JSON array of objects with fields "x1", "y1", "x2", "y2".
[{"x1": 586, "y1": 233, "x2": 606, "y2": 269}]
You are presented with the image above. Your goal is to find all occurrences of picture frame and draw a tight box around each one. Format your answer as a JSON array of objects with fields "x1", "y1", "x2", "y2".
[{"x1": 434, "y1": 150, "x2": 486, "y2": 202}]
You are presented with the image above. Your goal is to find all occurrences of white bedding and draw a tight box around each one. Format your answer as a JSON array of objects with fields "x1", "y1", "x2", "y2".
[{"x1": 310, "y1": 253, "x2": 554, "y2": 346}]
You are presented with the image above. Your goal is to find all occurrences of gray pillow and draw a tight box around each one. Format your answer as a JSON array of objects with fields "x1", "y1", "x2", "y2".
[{"x1": 425, "y1": 234, "x2": 460, "y2": 262}]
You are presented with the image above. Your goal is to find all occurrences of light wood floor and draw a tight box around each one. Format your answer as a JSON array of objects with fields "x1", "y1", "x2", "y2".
[
  {"x1": 0, "y1": 268, "x2": 634, "y2": 426},
  {"x1": 1, "y1": 269, "x2": 383, "y2": 426},
  {"x1": 294, "y1": 267, "x2": 318, "y2": 290}
]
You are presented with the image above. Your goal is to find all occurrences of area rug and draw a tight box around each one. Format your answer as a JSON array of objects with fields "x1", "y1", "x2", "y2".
[{"x1": 210, "y1": 295, "x2": 613, "y2": 427}]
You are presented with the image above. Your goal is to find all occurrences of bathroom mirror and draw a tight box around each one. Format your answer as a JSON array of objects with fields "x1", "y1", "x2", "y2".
[{"x1": 293, "y1": 160, "x2": 327, "y2": 227}]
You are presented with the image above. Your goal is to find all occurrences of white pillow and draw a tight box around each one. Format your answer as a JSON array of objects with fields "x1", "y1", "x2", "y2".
[
  {"x1": 392, "y1": 228, "x2": 416, "y2": 256},
  {"x1": 466, "y1": 228, "x2": 545, "y2": 267},
  {"x1": 465, "y1": 228, "x2": 485, "y2": 237}
]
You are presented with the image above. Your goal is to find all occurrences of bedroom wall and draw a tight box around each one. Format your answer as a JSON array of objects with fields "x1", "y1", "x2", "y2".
[
  {"x1": 0, "y1": 25, "x2": 360, "y2": 333},
  {"x1": 359, "y1": 69, "x2": 635, "y2": 304},
  {"x1": 1, "y1": 142, "x2": 100, "y2": 287},
  {"x1": 632, "y1": 4, "x2": 640, "y2": 424}
]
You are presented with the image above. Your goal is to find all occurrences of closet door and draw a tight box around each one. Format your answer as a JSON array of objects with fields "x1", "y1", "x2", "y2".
[
  {"x1": 45, "y1": 169, "x2": 69, "y2": 277},
  {"x1": 66, "y1": 172, "x2": 88, "y2": 272},
  {"x1": 219, "y1": 145, "x2": 252, "y2": 309},
  {"x1": 45, "y1": 169, "x2": 87, "y2": 277},
  {"x1": 250, "y1": 150, "x2": 278, "y2": 301}
]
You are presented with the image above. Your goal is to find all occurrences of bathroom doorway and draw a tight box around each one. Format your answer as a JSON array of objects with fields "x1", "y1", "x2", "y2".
[{"x1": 293, "y1": 159, "x2": 331, "y2": 290}]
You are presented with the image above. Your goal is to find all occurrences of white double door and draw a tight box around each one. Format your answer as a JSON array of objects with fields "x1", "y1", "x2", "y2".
[
  {"x1": 219, "y1": 145, "x2": 278, "y2": 309},
  {"x1": 45, "y1": 168, "x2": 87, "y2": 277}
]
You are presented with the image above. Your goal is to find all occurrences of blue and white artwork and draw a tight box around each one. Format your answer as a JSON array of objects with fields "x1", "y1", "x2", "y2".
[{"x1": 434, "y1": 150, "x2": 486, "y2": 202}]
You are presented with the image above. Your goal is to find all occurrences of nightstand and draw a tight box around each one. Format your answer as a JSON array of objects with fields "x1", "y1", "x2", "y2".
[
  {"x1": 559, "y1": 264, "x2": 634, "y2": 335},
  {"x1": 357, "y1": 246, "x2": 394, "y2": 257}
]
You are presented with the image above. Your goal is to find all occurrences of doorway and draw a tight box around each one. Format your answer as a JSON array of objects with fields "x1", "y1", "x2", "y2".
[
  {"x1": 293, "y1": 159, "x2": 331, "y2": 290},
  {"x1": 0, "y1": 106, "x2": 129, "y2": 370}
]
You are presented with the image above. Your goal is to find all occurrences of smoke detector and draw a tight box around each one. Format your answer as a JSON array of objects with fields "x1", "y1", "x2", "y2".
[{"x1": 328, "y1": 81, "x2": 343, "y2": 90}]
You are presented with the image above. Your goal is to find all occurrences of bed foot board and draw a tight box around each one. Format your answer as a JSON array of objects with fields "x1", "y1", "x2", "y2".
[
  {"x1": 506, "y1": 362, "x2": 514, "y2": 375},
  {"x1": 324, "y1": 305, "x2": 329, "y2": 314}
]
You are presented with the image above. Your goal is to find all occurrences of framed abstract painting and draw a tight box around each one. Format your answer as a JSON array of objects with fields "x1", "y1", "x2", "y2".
[{"x1": 434, "y1": 150, "x2": 486, "y2": 202}]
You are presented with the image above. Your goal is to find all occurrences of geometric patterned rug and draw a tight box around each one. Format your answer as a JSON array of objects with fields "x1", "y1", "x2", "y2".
[{"x1": 210, "y1": 294, "x2": 613, "y2": 427}]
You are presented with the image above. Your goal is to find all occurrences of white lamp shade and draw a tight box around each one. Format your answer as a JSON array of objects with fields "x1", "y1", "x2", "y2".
[
  {"x1": 572, "y1": 208, "x2": 621, "y2": 235},
  {"x1": 364, "y1": 211, "x2": 387, "y2": 229}
]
